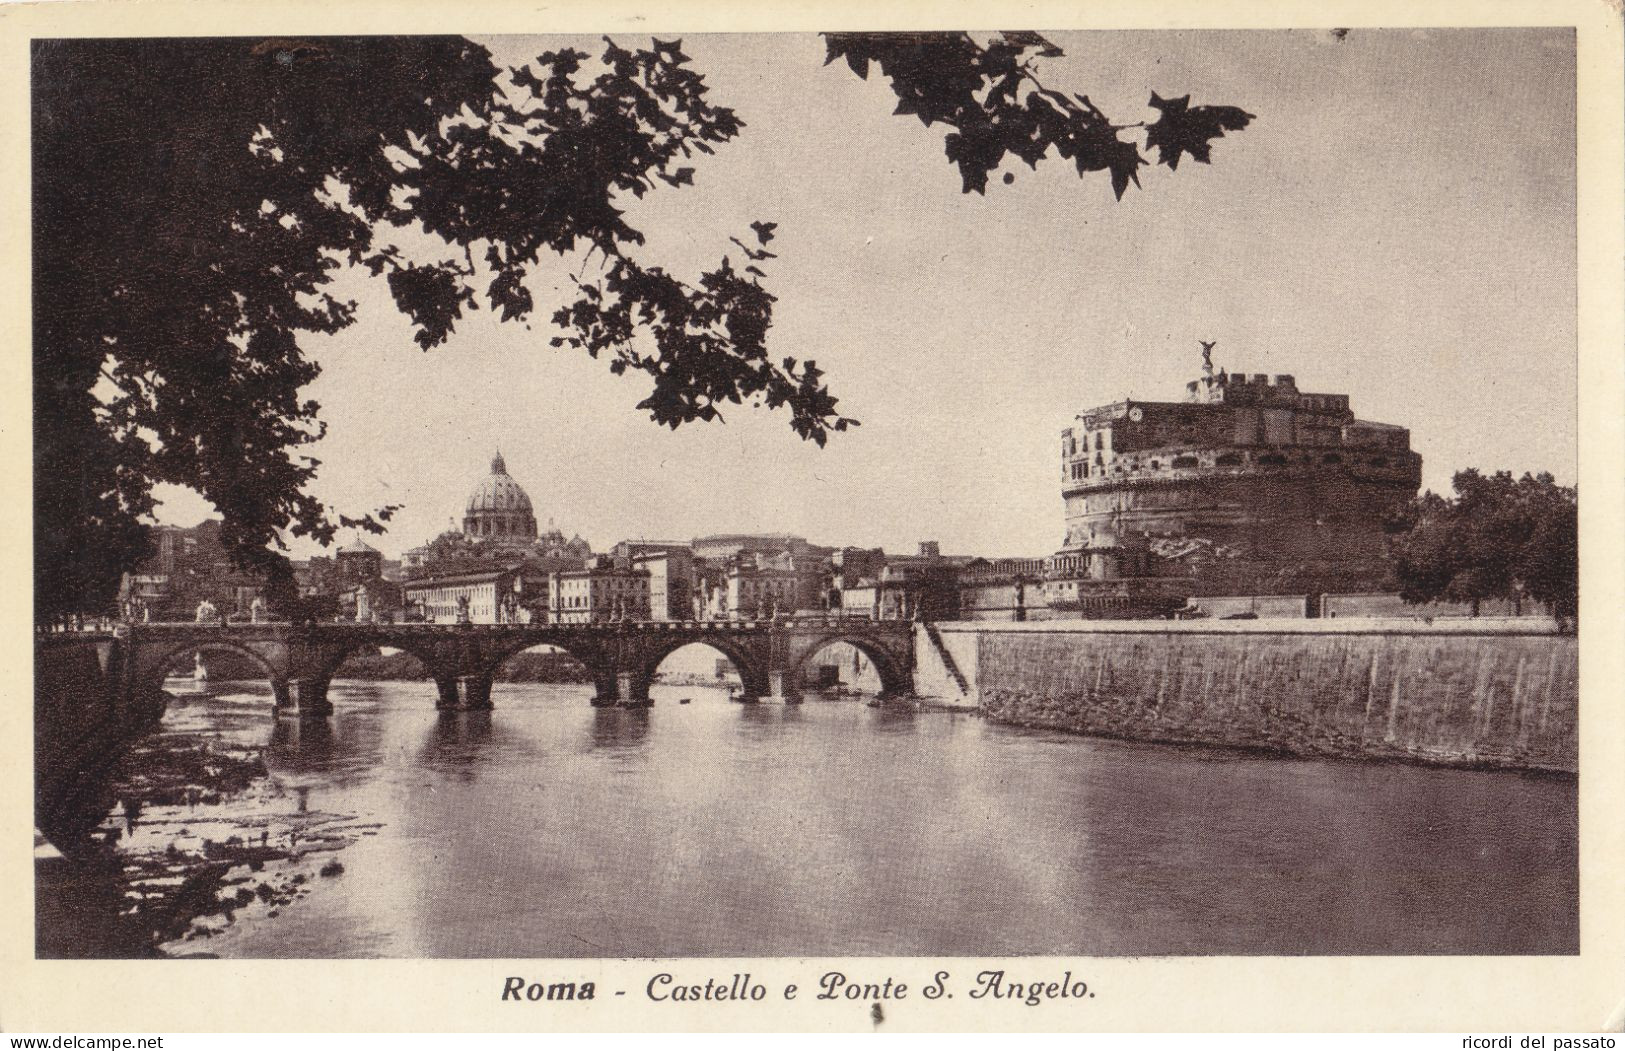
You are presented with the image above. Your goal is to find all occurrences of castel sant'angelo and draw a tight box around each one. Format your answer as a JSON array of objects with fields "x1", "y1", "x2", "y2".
[{"x1": 1056, "y1": 345, "x2": 1422, "y2": 603}]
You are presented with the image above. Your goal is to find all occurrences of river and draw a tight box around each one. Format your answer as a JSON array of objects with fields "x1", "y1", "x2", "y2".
[{"x1": 44, "y1": 678, "x2": 1577, "y2": 957}]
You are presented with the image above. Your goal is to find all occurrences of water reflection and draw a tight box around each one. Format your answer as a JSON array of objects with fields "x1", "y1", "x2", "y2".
[
  {"x1": 63, "y1": 679, "x2": 1580, "y2": 958},
  {"x1": 269, "y1": 718, "x2": 336, "y2": 772},
  {"x1": 733, "y1": 700, "x2": 800, "y2": 744},
  {"x1": 867, "y1": 703, "x2": 921, "y2": 735},
  {"x1": 432, "y1": 709, "x2": 495, "y2": 747},
  {"x1": 587, "y1": 706, "x2": 651, "y2": 752}
]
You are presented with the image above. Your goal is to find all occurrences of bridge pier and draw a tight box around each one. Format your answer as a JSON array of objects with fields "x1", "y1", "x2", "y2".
[
  {"x1": 617, "y1": 672, "x2": 653, "y2": 708},
  {"x1": 769, "y1": 671, "x2": 803, "y2": 705},
  {"x1": 872, "y1": 685, "x2": 914, "y2": 706},
  {"x1": 277, "y1": 678, "x2": 333, "y2": 720},
  {"x1": 436, "y1": 675, "x2": 493, "y2": 712},
  {"x1": 589, "y1": 672, "x2": 621, "y2": 708}
]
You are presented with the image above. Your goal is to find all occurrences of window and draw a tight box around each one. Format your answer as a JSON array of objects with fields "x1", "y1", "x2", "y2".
[{"x1": 1173, "y1": 455, "x2": 1198, "y2": 469}]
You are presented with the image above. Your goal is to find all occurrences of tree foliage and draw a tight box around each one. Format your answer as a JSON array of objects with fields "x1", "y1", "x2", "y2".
[
  {"x1": 34, "y1": 33, "x2": 1251, "y2": 621},
  {"x1": 397, "y1": 530, "x2": 525, "y2": 581},
  {"x1": 34, "y1": 36, "x2": 841, "y2": 620},
  {"x1": 1386, "y1": 470, "x2": 1578, "y2": 625},
  {"x1": 823, "y1": 32, "x2": 1253, "y2": 196}
]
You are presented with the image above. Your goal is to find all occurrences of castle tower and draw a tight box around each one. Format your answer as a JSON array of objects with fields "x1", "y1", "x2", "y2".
[{"x1": 1058, "y1": 352, "x2": 1421, "y2": 597}]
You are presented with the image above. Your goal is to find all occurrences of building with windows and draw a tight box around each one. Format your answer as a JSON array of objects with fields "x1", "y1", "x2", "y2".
[
  {"x1": 684, "y1": 536, "x2": 837, "y2": 620},
  {"x1": 691, "y1": 533, "x2": 832, "y2": 562},
  {"x1": 955, "y1": 558, "x2": 1049, "y2": 621},
  {"x1": 402, "y1": 567, "x2": 547, "y2": 624},
  {"x1": 548, "y1": 558, "x2": 651, "y2": 623},
  {"x1": 1057, "y1": 355, "x2": 1422, "y2": 599},
  {"x1": 724, "y1": 561, "x2": 818, "y2": 620},
  {"x1": 629, "y1": 547, "x2": 695, "y2": 621},
  {"x1": 834, "y1": 542, "x2": 971, "y2": 620},
  {"x1": 611, "y1": 539, "x2": 690, "y2": 561},
  {"x1": 686, "y1": 548, "x2": 830, "y2": 621}
]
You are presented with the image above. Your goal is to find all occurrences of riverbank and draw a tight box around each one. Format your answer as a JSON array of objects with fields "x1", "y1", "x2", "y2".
[{"x1": 36, "y1": 708, "x2": 375, "y2": 959}]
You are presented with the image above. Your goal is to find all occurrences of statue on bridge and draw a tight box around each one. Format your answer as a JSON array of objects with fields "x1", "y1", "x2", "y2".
[
  {"x1": 456, "y1": 594, "x2": 471, "y2": 624},
  {"x1": 250, "y1": 596, "x2": 267, "y2": 624},
  {"x1": 194, "y1": 599, "x2": 219, "y2": 625}
]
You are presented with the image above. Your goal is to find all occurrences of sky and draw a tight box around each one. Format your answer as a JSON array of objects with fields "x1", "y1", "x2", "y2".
[{"x1": 149, "y1": 29, "x2": 1579, "y2": 561}]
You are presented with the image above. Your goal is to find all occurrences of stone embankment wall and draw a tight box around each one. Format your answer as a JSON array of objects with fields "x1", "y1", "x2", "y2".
[{"x1": 914, "y1": 620, "x2": 1577, "y2": 772}]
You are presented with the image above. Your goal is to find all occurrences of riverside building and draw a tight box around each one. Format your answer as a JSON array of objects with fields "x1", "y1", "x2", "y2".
[{"x1": 1056, "y1": 354, "x2": 1422, "y2": 603}]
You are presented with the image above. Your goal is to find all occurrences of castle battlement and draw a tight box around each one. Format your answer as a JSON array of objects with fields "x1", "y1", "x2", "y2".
[{"x1": 1185, "y1": 371, "x2": 1304, "y2": 403}]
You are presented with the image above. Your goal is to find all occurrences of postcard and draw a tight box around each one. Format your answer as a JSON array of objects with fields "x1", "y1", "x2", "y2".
[{"x1": 3, "y1": 0, "x2": 1621, "y2": 1033}]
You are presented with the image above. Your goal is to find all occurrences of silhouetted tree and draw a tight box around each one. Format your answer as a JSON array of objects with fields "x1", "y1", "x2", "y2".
[
  {"x1": 822, "y1": 33, "x2": 1252, "y2": 196},
  {"x1": 1387, "y1": 470, "x2": 1577, "y2": 627},
  {"x1": 33, "y1": 33, "x2": 1250, "y2": 621}
]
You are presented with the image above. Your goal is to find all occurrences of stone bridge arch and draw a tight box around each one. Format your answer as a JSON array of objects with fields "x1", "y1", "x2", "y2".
[
  {"x1": 131, "y1": 636, "x2": 292, "y2": 706},
  {"x1": 779, "y1": 628, "x2": 913, "y2": 700},
  {"x1": 628, "y1": 629, "x2": 773, "y2": 705},
  {"x1": 299, "y1": 633, "x2": 458, "y2": 712},
  {"x1": 477, "y1": 633, "x2": 621, "y2": 710}
]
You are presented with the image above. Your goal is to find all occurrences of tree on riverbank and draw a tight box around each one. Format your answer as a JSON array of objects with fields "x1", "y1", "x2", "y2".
[
  {"x1": 34, "y1": 33, "x2": 1251, "y2": 621},
  {"x1": 1386, "y1": 470, "x2": 1578, "y2": 627}
]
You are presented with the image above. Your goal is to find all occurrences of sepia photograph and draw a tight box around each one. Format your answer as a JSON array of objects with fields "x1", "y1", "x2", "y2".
[{"x1": 9, "y1": 0, "x2": 1622, "y2": 1032}]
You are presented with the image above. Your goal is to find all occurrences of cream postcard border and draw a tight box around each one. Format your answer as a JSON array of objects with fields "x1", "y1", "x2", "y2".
[{"x1": 0, "y1": 0, "x2": 1619, "y2": 1033}]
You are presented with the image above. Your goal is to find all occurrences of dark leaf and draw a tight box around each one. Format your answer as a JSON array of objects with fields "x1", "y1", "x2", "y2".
[
  {"x1": 1143, "y1": 91, "x2": 1256, "y2": 170},
  {"x1": 998, "y1": 30, "x2": 1065, "y2": 57}
]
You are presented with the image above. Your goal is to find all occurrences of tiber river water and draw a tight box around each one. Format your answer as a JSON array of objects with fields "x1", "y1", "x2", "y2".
[{"x1": 58, "y1": 667, "x2": 1578, "y2": 958}]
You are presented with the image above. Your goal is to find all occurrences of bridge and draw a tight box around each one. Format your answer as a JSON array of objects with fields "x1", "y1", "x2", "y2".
[
  {"x1": 112, "y1": 616, "x2": 915, "y2": 714},
  {"x1": 35, "y1": 617, "x2": 916, "y2": 847}
]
